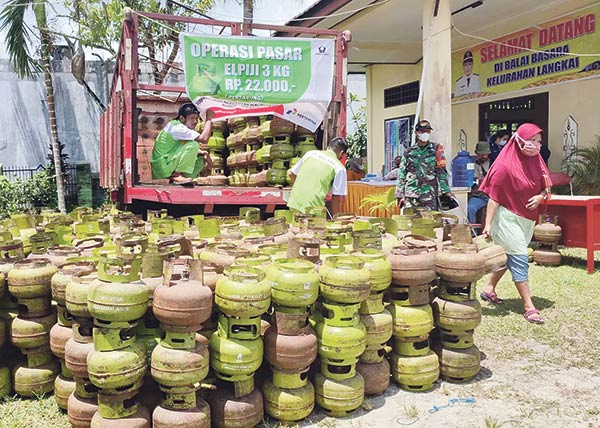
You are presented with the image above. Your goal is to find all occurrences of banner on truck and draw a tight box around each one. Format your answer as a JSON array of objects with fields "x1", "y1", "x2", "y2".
[
  {"x1": 452, "y1": 4, "x2": 600, "y2": 101},
  {"x1": 181, "y1": 33, "x2": 335, "y2": 132}
]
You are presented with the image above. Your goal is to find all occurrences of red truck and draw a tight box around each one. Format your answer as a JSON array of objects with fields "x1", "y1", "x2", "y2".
[{"x1": 100, "y1": 11, "x2": 350, "y2": 214}]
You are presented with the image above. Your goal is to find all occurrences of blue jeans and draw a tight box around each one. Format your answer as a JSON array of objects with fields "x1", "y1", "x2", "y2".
[
  {"x1": 506, "y1": 254, "x2": 529, "y2": 282},
  {"x1": 468, "y1": 195, "x2": 488, "y2": 224}
]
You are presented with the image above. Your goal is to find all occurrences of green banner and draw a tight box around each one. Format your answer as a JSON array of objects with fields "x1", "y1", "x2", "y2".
[{"x1": 181, "y1": 34, "x2": 329, "y2": 104}]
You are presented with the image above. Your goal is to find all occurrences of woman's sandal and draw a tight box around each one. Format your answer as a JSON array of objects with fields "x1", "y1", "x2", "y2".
[
  {"x1": 524, "y1": 309, "x2": 544, "y2": 324},
  {"x1": 479, "y1": 291, "x2": 504, "y2": 304}
]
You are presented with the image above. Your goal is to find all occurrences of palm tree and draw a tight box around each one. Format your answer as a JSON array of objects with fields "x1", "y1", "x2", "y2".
[
  {"x1": 243, "y1": 0, "x2": 254, "y2": 29},
  {"x1": 1, "y1": 0, "x2": 66, "y2": 213}
]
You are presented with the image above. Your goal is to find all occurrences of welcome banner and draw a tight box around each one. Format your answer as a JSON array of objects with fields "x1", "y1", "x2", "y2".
[
  {"x1": 181, "y1": 34, "x2": 335, "y2": 132},
  {"x1": 452, "y1": 4, "x2": 600, "y2": 100}
]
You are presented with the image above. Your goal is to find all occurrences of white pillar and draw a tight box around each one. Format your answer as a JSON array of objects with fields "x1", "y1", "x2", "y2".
[{"x1": 422, "y1": 0, "x2": 453, "y2": 159}]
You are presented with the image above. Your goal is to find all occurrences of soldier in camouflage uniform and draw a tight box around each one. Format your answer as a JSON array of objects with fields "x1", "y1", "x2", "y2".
[{"x1": 395, "y1": 120, "x2": 453, "y2": 210}]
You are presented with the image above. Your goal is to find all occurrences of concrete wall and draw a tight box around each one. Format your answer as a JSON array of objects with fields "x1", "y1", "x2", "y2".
[
  {"x1": 451, "y1": 77, "x2": 600, "y2": 172},
  {"x1": 0, "y1": 58, "x2": 110, "y2": 172},
  {"x1": 366, "y1": 64, "x2": 421, "y2": 174}
]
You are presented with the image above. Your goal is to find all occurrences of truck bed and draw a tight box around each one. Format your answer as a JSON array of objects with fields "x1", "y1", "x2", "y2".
[{"x1": 124, "y1": 184, "x2": 289, "y2": 213}]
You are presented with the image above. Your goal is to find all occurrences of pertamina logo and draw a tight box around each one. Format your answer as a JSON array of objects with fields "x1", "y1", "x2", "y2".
[
  {"x1": 316, "y1": 45, "x2": 329, "y2": 56},
  {"x1": 285, "y1": 108, "x2": 317, "y2": 126}
]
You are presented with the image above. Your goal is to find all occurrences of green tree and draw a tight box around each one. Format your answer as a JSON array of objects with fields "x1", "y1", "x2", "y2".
[
  {"x1": 63, "y1": 0, "x2": 214, "y2": 85},
  {"x1": 346, "y1": 92, "x2": 367, "y2": 159},
  {"x1": 0, "y1": 0, "x2": 67, "y2": 213},
  {"x1": 566, "y1": 136, "x2": 600, "y2": 196}
]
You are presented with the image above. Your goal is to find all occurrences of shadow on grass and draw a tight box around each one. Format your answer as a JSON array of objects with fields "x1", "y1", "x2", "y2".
[
  {"x1": 559, "y1": 253, "x2": 600, "y2": 271},
  {"x1": 481, "y1": 296, "x2": 555, "y2": 317}
]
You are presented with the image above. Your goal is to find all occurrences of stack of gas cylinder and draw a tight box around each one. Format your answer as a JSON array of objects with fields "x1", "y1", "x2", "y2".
[
  {"x1": 226, "y1": 117, "x2": 253, "y2": 187},
  {"x1": 387, "y1": 235, "x2": 439, "y2": 391},
  {"x1": 532, "y1": 214, "x2": 562, "y2": 267},
  {"x1": 209, "y1": 262, "x2": 269, "y2": 425},
  {"x1": 354, "y1": 247, "x2": 393, "y2": 397},
  {"x1": 152, "y1": 259, "x2": 212, "y2": 427},
  {"x1": 262, "y1": 257, "x2": 319, "y2": 422},
  {"x1": 0, "y1": 249, "x2": 10, "y2": 397},
  {"x1": 205, "y1": 119, "x2": 227, "y2": 183},
  {"x1": 0, "y1": 206, "x2": 506, "y2": 427},
  {"x1": 196, "y1": 115, "x2": 317, "y2": 187},
  {"x1": 64, "y1": 269, "x2": 99, "y2": 428},
  {"x1": 433, "y1": 225, "x2": 486, "y2": 383},
  {"x1": 50, "y1": 260, "x2": 95, "y2": 411},
  {"x1": 8, "y1": 257, "x2": 60, "y2": 397},
  {"x1": 313, "y1": 255, "x2": 369, "y2": 416},
  {"x1": 86, "y1": 252, "x2": 150, "y2": 426},
  {"x1": 0, "y1": 238, "x2": 22, "y2": 399}
]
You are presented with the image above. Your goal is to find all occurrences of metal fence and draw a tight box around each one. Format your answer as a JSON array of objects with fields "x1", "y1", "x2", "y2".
[{"x1": 1, "y1": 164, "x2": 79, "y2": 206}]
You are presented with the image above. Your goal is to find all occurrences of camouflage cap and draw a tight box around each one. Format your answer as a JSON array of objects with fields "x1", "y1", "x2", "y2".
[
  {"x1": 415, "y1": 120, "x2": 433, "y2": 132},
  {"x1": 475, "y1": 141, "x2": 491, "y2": 155}
]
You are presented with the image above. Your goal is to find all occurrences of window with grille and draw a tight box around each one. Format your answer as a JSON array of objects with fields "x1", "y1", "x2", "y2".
[
  {"x1": 487, "y1": 96, "x2": 535, "y2": 111},
  {"x1": 384, "y1": 81, "x2": 420, "y2": 108}
]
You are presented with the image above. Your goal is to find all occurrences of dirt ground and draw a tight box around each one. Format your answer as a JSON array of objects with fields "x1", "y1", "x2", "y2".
[{"x1": 293, "y1": 346, "x2": 600, "y2": 428}]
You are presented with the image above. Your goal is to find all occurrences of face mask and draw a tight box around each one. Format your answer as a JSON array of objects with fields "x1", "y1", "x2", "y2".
[
  {"x1": 418, "y1": 132, "x2": 430, "y2": 142},
  {"x1": 498, "y1": 138, "x2": 508, "y2": 147},
  {"x1": 515, "y1": 134, "x2": 541, "y2": 157}
]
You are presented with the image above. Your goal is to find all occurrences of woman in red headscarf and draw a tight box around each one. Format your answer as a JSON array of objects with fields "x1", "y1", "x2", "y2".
[{"x1": 478, "y1": 123, "x2": 551, "y2": 324}]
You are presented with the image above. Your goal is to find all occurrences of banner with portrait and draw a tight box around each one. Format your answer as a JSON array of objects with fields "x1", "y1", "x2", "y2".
[{"x1": 452, "y1": 4, "x2": 600, "y2": 100}]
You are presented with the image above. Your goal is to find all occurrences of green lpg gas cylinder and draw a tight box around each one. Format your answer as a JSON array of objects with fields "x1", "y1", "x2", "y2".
[
  {"x1": 12, "y1": 360, "x2": 59, "y2": 397},
  {"x1": 262, "y1": 377, "x2": 314, "y2": 422},
  {"x1": 388, "y1": 302, "x2": 434, "y2": 340},
  {"x1": 8, "y1": 259, "x2": 57, "y2": 299},
  {"x1": 0, "y1": 366, "x2": 11, "y2": 397},
  {"x1": 314, "y1": 319, "x2": 366, "y2": 362},
  {"x1": 360, "y1": 309, "x2": 393, "y2": 350},
  {"x1": 54, "y1": 374, "x2": 76, "y2": 410},
  {"x1": 319, "y1": 256, "x2": 371, "y2": 304},
  {"x1": 150, "y1": 340, "x2": 209, "y2": 387},
  {"x1": 87, "y1": 341, "x2": 147, "y2": 389},
  {"x1": 313, "y1": 372, "x2": 364, "y2": 417},
  {"x1": 51, "y1": 262, "x2": 96, "y2": 306},
  {"x1": 88, "y1": 256, "x2": 147, "y2": 323},
  {"x1": 352, "y1": 249, "x2": 391, "y2": 292},
  {"x1": 10, "y1": 312, "x2": 56, "y2": 350},
  {"x1": 390, "y1": 351, "x2": 439, "y2": 392},
  {"x1": 266, "y1": 258, "x2": 319, "y2": 308},
  {"x1": 65, "y1": 274, "x2": 97, "y2": 319},
  {"x1": 432, "y1": 296, "x2": 481, "y2": 332},
  {"x1": 214, "y1": 267, "x2": 271, "y2": 318},
  {"x1": 208, "y1": 330, "x2": 263, "y2": 382},
  {"x1": 438, "y1": 345, "x2": 480, "y2": 383}
]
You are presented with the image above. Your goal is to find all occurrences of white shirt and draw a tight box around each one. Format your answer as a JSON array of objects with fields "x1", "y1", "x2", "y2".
[
  {"x1": 383, "y1": 167, "x2": 400, "y2": 181},
  {"x1": 164, "y1": 120, "x2": 200, "y2": 141},
  {"x1": 454, "y1": 74, "x2": 481, "y2": 97}
]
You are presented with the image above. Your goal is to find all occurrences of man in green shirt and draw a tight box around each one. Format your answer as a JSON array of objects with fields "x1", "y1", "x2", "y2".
[
  {"x1": 150, "y1": 103, "x2": 213, "y2": 185},
  {"x1": 287, "y1": 137, "x2": 348, "y2": 216},
  {"x1": 396, "y1": 120, "x2": 453, "y2": 210}
]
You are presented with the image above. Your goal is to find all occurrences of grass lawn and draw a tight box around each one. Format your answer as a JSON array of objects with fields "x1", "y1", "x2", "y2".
[{"x1": 0, "y1": 249, "x2": 598, "y2": 428}]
